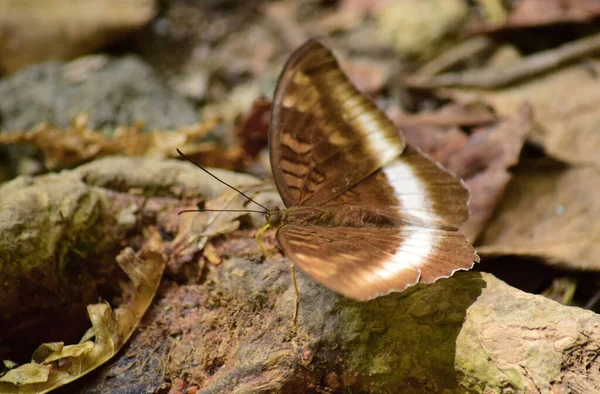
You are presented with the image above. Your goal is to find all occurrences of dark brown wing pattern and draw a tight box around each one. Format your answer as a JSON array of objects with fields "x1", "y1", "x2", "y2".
[
  {"x1": 269, "y1": 39, "x2": 405, "y2": 208},
  {"x1": 271, "y1": 39, "x2": 478, "y2": 301}
]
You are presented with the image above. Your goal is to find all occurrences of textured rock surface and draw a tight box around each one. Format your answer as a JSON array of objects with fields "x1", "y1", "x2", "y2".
[
  {"x1": 69, "y1": 255, "x2": 600, "y2": 393},
  {"x1": 2, "y1": 158, "x2": 599, "y2": 393},
  {"x1": 0, "y1": 56, "x2": 198, "y2": 132},
  {"x1": 0, "y1": 157, "x2": 252, "y2": 363},
  {"x1": 0, "y1": 172, "x2": 117, "y2": 362}
]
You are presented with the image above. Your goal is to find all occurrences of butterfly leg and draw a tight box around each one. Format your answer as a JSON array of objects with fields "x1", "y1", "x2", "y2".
[
  {"x1": 290, "y1": 264, "x2": 300, "y2": 325},
  {"x1": 254, "y1": 223, "x2": 272, "y2": 258}
]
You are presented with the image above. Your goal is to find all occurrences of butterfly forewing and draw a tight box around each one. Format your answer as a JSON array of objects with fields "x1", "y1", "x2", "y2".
[
  {"x1": 269, "y1": 39, "x2": 406, "y2": 208},
  {"x1": 270, "y1": 39, "x2": 478, "y2": 301}
]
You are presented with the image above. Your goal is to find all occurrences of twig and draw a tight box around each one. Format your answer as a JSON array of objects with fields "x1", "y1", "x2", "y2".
[
  {"x1": 413, "y1": 36, "x2": 494, "y2": 78},
  {"x1": 407, "y1": 31, "x2": 600, "y2": 89}
]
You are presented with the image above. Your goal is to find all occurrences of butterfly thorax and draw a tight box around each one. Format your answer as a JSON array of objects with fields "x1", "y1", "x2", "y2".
[{"x1": 277, "y1": 206, "x2": 400, "y2": 228}]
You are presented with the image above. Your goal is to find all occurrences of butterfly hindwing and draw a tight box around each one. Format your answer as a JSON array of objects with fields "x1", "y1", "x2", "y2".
[
  {"x1": 277, "y1": 225, "x2": 475, "y2": 301},
  {"x1": 276, "y1": 147, "x2": 477, "y2": 300},
  {"x1": 269, "y1": 39, "x2": 405, "y2": 208}
]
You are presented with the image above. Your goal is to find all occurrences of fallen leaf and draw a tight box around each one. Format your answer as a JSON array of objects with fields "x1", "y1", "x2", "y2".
[
  {"x1": 203, "y1": 243, "x2": 222, "y2": 266},
  {"x1": 478, "y1": 162, "x2": 600, "y2": 271},
  {"x1": 468, "y1": 0, "x2": 600, "y2": 33},
  {"x1": 0, "y1": 247, "x2": 165, "y2": 393},
  {"x1": 341, "y1": 58, "x2": 393, "y2": 95},
  {"x1": 31, "y1": 342, "x2": 94, "y2": 364},
  {"x1": 403, "y1": 104, "x2": 532, "y2": 241},
  {"x1": 338, "y1": 0, "x2": 398, "y2": 15},
  {"x1": 0, "y1": 116, "x2": 226, "y2": 169},
  {"x1": 235, "y1": 98, "x2": 270, "y2": 158},
  {"x1": 170, "y1": 184, "x2": 263, "y2": 273},
  {"x1": 0, "y1": 364, "x2": 51, "y2": 386},
  {"x1": 448, "y1": 59, "x2": 600, "y2": 169}
]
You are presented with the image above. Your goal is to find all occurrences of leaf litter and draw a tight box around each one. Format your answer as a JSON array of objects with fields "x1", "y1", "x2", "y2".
[
  {"x1": 0, "y1": 115, "x2": 240, "y2": 170},
  {"x1": 0, "y1": 247, "x2": 165, "y2": 393}
]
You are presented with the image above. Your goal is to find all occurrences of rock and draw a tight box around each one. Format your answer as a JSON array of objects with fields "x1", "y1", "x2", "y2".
[
  {"x1": 0, "y1": 172, "x2": 118, "y2": 362},
  {"x1": 2, "y1": 157, "x2": 600, "y2": 392},
  {"x1": 0, "y1": 56, "x2": 198, "y2": 132},
  {"x1": 0, "y1": 156, "x2": 249, "y2": 363},
  {"x1": 75, "y1": 256, "x2": 600, "y2": 393},
  {"x1": 0, "y1": 0, "x2": 157, "y2": 74}
]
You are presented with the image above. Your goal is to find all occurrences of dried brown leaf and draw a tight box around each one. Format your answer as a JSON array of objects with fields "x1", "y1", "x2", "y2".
[
  {"x1": 374, "y1": 0, "x2": 469, "y2": 59},
  {"x1": 478, "y1": 163, "x2": 600, "y2": 270},
  {"x1": 170, "y1": 184, "x2": 263, "y2": 270},
  {"x1": 0, "y1": 248, "x2": 165, "y2": 393},
  {"x1": 0, "y1": 117, "x2": 221, "y2": 169},
  {"x1": 203, "y1": 243, "x2": 222, "y2": 266},
  {"x1": 235, "y1": 98, "x2": 270, "y2": 158},
  {"x1": 449, "y1": 59, "x2": 600, "y2": 169},
  {"x1": 31, "y1": 342, "x2": 94, "y2": 364},
  {"x1": 0, "y1": 364, "x2": 51, "y2": 386}
]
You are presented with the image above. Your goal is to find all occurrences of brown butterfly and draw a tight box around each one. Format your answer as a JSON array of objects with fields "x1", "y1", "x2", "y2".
[
  {"x1": 179, "y1": 39, "x2": 478, "y2": 302},
  {"x1": 263, "y1": 39, "x2": 479, "y2": 301}
]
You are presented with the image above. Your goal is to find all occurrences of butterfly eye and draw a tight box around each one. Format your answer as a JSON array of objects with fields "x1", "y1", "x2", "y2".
[{"x1": 268, "y1": 209, "x2": 283, "y2": 228}]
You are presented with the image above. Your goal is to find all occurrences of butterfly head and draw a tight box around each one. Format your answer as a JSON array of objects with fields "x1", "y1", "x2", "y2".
[{"x1": 266, "y1": 206, "x2": 284, "y2": 228}]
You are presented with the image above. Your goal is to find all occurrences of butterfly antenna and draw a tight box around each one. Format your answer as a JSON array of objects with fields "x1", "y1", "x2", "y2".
[
  {"x1": 178, "y1": 209, "x2": 268, "y2": 215},
  {"x1": 176, "y1": 149, "x2": 270, "y2": 213}
]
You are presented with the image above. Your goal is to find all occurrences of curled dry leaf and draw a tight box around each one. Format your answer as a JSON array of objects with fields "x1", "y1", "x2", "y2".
[
  {"x1": 203, "y1": 243, "x2": 222, "y2": 266},
  {"x1": 0, "y1": 364, "x2": 51, "y2": 386},
  {"x1": 31, "y1": 342, "x2": 95, "y2": 364},
  {"x1": 0, "y1": 116, "x2": 219, "y2": 169},
  {"x1": 478, "y1": 163, "x2": 600, "y2": 271},
  {"x1": 0, "y1": 247, "x2": 165, "y2": 393}
]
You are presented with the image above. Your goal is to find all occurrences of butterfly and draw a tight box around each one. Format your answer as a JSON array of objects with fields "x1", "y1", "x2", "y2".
[{"x1": 263, "y1": 39, "x2": 479, "y2": 301}]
